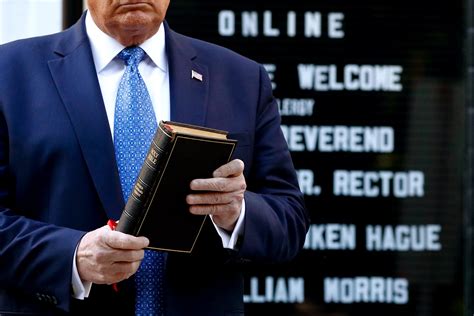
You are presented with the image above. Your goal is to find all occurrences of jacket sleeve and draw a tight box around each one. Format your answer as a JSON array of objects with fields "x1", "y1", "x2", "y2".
[{"x1": 0, "y1": 111, "x2": 86, "y2": 312}]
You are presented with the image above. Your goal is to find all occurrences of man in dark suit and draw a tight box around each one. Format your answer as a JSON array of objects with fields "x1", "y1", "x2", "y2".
[{"x1": 0, "y1": 0, "x2": 309, "y2": 315}]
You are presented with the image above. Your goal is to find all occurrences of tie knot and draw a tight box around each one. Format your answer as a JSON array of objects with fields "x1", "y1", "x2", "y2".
[{"x1": 118, "y1": 46, "x2": 146, "y2": 67}]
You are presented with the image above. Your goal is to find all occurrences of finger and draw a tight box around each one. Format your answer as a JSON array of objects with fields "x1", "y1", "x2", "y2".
[
  {"x1": 97, "y1": 260, "x2": 142, "y2": 284},
  {"x1": 186, "y1": 192, "x2": 236, "y2": 205},
  {"x1": 110, "y1": 260, "x2": 142, "y2": 275},
  {"x1": 213, "y1": 159, "x2": 244, "y2": 178},
  {"x1": 80, "y1": 249, "x2": 143, "y2": 284},
  {"x1": 108, "y1": 249, "x2": 145, "y2": 264},
  {"x1": 190, "y1": 176, "x2": 246, "y2": 192},
  {"x1": 189, "y1": 203, "x2": 241, "y2": 232},
  {"x1": 189, "y1": 203, "x2": 226, "y2": 216},
  {"x1": 103, "y1": 230, "x2": 149, "y2": 250},
  {"x1": 189, "y1": 202, "x2": 241, "y2": 216}
]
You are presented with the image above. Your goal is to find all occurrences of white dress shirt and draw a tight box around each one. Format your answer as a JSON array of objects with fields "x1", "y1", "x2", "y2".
[{"x1": 71, "y1": 11, "x2": 245, "y2": 299}]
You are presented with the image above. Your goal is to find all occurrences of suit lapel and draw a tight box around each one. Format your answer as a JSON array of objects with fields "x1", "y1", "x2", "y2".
[
  {"x1": 48, "y1": 16, "x2": 124, "y2": 220},
  {"x1": 165, "y1": 23, "x2": 209, "y2": 126}
]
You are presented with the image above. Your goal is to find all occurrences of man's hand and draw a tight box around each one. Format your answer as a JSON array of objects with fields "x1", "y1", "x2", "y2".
[
  {"x1": 186, "y1": 159, "x2": 246, "y2": 232},
  {"x1": 76, "y1": 225, "x2": 149, "y2": 284}
]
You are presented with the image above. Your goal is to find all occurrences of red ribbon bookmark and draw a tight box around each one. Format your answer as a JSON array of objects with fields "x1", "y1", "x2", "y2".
[
  {"x1": 107, "y1": 219, "x2": 117, "y2": 230},
  {"x1": 107, "y1": 219, "x2": 119, "y2": 292}
]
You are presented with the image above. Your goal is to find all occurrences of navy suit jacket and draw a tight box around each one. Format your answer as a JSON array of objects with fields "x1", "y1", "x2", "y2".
[{"x1": 0, "y1": 15, "x2": 308, "y2": 315}]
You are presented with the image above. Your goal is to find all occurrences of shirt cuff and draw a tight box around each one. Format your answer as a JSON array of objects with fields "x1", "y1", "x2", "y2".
[
  {"x1": 71, "y1": 245, "x2": 92, "y2": 300},
  {"x1": 211, "y1": 199, "x2": 245, "y2": 249}
]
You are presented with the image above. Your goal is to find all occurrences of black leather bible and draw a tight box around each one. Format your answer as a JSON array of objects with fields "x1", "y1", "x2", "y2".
[{"x1": 115, "y1": 120, "x2": 237, "y2": 253}]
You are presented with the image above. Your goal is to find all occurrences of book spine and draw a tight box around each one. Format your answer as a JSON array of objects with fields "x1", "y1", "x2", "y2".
[{"x1": 116, "y1": 123, "x2": 174, "y2": 235}]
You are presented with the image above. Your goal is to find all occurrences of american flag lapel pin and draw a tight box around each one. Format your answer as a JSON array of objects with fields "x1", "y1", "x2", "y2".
[{"x1": 191, "y1": 70, "x2": 203, "y2": 82}]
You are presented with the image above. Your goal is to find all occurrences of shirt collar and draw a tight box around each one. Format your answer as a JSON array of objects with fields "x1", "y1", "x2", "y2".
[{"x1": 85, "y1": 10, "x2": 167, "y2": 73}]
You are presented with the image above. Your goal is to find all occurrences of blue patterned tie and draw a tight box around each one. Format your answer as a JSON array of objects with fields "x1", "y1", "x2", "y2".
[{"x1": 114, "y1": 46, "x2": 166, "y2": 315}]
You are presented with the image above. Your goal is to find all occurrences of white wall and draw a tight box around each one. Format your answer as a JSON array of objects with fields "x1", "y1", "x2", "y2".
[{"x1": 0, "y1": 0, "x2": 62, "y2": 44}]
